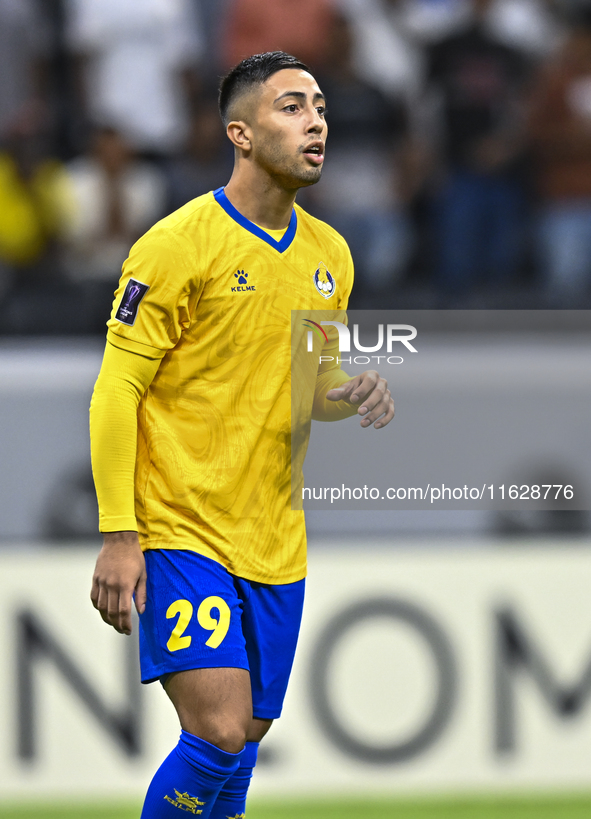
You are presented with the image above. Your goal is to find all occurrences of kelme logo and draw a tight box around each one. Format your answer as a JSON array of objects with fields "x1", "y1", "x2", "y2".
[{"x1": 231, "y1": 270, "x2": 255, "y2": 293}]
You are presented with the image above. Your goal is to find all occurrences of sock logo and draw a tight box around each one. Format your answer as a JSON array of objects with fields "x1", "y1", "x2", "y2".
[
  {"x1": 226, "y1": 815, "x2": 246, "y2": 818},
  {"x1": 163, "y1": 789, "x2": 206, "y2": 814}
]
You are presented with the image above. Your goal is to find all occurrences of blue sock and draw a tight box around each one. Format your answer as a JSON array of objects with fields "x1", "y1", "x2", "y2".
[
  {"x1": 141, "y1": 730, "x2": 244, "y2": 818},
  {"x1": 209, "y1": 741, "x2": 259, "y2": 819}
]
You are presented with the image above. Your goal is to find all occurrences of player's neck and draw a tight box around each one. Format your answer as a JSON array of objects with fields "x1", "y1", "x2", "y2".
[{"x1": 224, "y1": 170, "x2": 297, "y2": 231}]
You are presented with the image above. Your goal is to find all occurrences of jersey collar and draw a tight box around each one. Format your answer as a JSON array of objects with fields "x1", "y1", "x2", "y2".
[{"x1": 213, "y1": 187, "x2": 297, "y2": 254}]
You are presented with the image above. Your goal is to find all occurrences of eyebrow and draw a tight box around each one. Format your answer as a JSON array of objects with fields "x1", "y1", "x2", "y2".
[{"x1": 273, "y1": 90, "x2": 326, "y2": 104}]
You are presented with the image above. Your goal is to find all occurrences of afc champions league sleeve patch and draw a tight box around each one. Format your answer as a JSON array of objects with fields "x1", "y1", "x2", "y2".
[
  {"x1": 313, "y1": 262, "x2": 336, "y2": 299},
  {"x1": 115, "y1": 278, "x2": 150, "y2": 326}
]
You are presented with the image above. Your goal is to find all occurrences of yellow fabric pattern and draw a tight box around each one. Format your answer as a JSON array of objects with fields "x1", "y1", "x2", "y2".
[
  {"x1": 90, "y1": 342, "x2": 160, "y2": 532},
  {"x1": 92, "y1": 190, "x2": 354, "y2": 584},
  {"x1": 253, "y1": 223, "x2": 287, "y2": 240}
]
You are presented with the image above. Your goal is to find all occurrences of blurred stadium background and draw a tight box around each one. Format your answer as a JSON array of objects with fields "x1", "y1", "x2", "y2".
[{"x1": 2, "y1": 0, "x2": 591, "y2": 816}]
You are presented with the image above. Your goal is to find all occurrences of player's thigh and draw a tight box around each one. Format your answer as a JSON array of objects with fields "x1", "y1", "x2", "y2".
[
  {"x1": 237, "y1": 576, "x2": 306, "y2": 722},
  {"x1": 164, "y1": 666, "x2": 253, "y2": 750}
]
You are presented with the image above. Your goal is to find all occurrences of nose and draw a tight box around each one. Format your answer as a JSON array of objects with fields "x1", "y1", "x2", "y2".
[{"x1": 306, "y1": 105, "x2": 325, "y2": 134}]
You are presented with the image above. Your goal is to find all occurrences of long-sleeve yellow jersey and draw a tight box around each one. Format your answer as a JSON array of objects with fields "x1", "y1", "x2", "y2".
[{"x1": 90, "y1": 188, "x2": 355, "y2": 584}]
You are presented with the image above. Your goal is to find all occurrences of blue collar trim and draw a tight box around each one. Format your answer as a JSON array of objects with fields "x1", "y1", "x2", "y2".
[{"x1": 213, "y1": 187, "x2": 297, "y2": 253}]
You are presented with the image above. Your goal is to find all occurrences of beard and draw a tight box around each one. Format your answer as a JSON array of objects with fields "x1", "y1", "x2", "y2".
[{"x1": 254, "y1": 135, "x2": 323, "y2": 189}]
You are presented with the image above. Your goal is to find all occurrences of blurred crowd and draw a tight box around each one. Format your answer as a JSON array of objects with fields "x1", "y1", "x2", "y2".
[{"x1": 2, "y1": 0, "x2": 591, "y2": 334}]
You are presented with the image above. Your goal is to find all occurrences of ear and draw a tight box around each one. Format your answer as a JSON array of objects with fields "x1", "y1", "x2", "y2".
[{"x1": 226, "y1": 120, "x2": 252, "y2": 154}]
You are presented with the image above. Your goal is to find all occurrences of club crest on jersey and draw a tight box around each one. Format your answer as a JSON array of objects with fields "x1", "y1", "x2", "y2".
[{"x1": 313, "y1": 263, "x2": 335, "y2": 299}]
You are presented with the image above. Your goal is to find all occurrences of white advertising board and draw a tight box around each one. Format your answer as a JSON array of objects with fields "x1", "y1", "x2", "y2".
[{"x1": 1, "y1": 544, "x2": 591, "y2": 798}]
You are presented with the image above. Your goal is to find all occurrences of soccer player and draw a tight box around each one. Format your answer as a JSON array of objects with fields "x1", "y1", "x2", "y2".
[{"x1": 89, "y1": 52, "x2": 394, "y2": 818}]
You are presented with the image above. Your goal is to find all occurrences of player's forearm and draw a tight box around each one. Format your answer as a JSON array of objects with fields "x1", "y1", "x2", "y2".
[
  {"x1": 312, "y1": 368, "x2": 358, "y2": 421},
  {"x1": 90, "y1": 342, "x2": 160, "y2": 532}
]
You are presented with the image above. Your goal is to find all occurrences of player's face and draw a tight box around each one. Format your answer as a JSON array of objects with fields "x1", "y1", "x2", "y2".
[{"x1": 250, "y1": 69, "x2": 328, "y2": 189}]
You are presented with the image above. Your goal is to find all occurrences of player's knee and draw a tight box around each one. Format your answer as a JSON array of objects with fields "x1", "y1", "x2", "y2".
[
  {"x1": 203, "y1": 719, "x2": 248, "y2": 754},
  {"x1": 179, "y1": 708, "x2": 250, "y2": 753}
]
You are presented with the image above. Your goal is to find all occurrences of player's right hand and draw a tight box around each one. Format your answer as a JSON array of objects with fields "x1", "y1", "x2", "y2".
[{"x1": 90, "y1": 531, "x2": 147, "y2": 636}]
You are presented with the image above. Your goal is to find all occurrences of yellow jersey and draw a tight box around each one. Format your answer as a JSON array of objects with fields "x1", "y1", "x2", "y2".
[{"x1": 103, "y1": 188, "x2": 354, "y2": 584}]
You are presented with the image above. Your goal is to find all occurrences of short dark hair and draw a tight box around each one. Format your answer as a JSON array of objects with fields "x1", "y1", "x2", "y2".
[{"x1": 219, "y1": 51, "x2": 312, "y2": 126}]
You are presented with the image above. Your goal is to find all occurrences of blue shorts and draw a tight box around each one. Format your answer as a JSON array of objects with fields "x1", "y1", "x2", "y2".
[{"x1": 138, "y1": 550, "x2": 305, "y2": 720}]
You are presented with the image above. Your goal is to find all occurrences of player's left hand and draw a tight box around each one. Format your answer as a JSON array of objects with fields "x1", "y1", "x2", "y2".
[{"x1": 326, "y1": 370, "x2": 394, "y2": 429}]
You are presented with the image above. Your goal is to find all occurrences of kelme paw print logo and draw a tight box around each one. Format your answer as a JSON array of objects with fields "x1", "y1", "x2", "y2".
[{"x1": 231, "y1": 269, "x2": 255, "y2": 293}]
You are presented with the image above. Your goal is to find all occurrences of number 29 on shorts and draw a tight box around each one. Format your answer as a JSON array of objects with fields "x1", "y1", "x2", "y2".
[{"x1": 165, "y1": 596, "x2": 231, "y2": 651}]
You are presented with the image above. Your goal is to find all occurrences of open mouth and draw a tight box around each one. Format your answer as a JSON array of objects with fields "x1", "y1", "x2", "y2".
[{"x1": 303, "y1": 143, "x2": 325, "y2": 164}]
